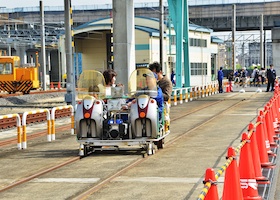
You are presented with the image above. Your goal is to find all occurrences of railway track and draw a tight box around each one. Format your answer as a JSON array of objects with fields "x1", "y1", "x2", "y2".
[
  {"x1": 0, "y1": 89, "x2": 66, "y2": 98},
  {"x1": 0, "y1": 92, "x2": 265, "y2": 199},
  {"x1": 74, "y1": 94, "x2": 250, "y2": 199}
]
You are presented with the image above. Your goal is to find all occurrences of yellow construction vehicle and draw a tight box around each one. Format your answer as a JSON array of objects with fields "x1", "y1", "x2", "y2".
[{"x1": 0, "y1": 53, "x2": 40, "y2": 94}]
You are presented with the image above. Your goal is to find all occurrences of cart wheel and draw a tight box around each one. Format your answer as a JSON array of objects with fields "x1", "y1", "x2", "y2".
[
  {"x1": 83, "y1": 146, "x2": 88, "y2": 156},
  {"x1": 89, "y1": 146, "x2": 95, "y2": 153},
  {"x1": 157, "y1": 139, "x2": 165, "y2": 149},
  {"x1": 147, "y1": 142, "x2": 155, "y2": 155}
]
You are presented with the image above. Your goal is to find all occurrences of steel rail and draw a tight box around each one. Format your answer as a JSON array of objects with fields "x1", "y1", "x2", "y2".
[
  {"x1": 0, "y1": 93, "x2": 257, "y2": 196},
  {"x1": 73, "y1": 94, "x2": 254, "y2": 199}
]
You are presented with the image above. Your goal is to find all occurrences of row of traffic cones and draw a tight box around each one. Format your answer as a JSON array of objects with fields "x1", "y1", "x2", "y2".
[
  {"x1": 201, "y1": 84, "x2": 280, "y2": 199},
  {"x1": 50, "y1": 82, "x2": 62, "y2": 90},
  {"x1": 226, "y1": 81, "x2": 233, "y2": 93}
]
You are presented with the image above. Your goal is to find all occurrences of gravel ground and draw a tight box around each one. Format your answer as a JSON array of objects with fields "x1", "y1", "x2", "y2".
[{"x1": 0, "y1": 92, "x2": 67, "y2": 115}]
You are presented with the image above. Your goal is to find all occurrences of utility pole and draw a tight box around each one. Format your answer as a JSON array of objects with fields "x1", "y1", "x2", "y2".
[
  {"x1": 159, "y1": 0, "x2": 164, "y2": 69},
  {"x1": 260, "y1": 14, "x2": 264, "y2": 69},
  {"x1": 264, "y1": 30, "x2": 266, "y2": 68},
  {"x1": 40, "y1": 1, "x2": 46, "y2": 91},
  {"x1": 7, "y1": 25, "x2": 11, "y2": 56},
  {"x1": 242, "y1": 42, "x2": 245, "y2": 68},
  {"x1": 64, "y1": 0, "x2": 75, "y2": 108},
  {"x1": 232, "y1": 4, "x2": 236, "y2": 71}
]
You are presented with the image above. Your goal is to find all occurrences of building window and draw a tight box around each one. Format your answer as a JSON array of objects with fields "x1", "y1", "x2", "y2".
[
  {"x1": 191, "y1": 62, "x2": 208, "y2": 75},
  {"x1": 170, "y1": 35, "x2": 176, "y2": 45},
  {"x1": 189, "y1": 38, "x2": 207, "y2": 47}
]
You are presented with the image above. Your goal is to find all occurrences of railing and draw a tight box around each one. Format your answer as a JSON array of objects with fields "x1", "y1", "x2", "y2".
[
  {"x1": 18, "y1": 106, "x2": 73, "y2": 149},
  {"x1": 0, "y1": 114, "x2": 21, "y2": 149},
  {"x1": 22, "y1": 109, "x2": 51, "y2": 149},
  {"x1": 51, "y1": 105, "x2": 74, "y2": 140},
  {"x1": 171, "y1": 81, "x2": 218, "y2": 106}
]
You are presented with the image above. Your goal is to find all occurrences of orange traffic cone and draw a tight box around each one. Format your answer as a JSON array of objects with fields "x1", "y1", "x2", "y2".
[
  {"x1": 226, "y1": 82, "x2": 230, "y2": 93},
  {"x1": 277, "y1": 91, "x2": 280, "y2": 125},
  {"x1": 264, "y1": 105, "x2": 278, "y2": 147},
  {"x1": 255, "y1": 116, "x2": 276, "y2": 168},
  {"x1": 269, "y1": 99, "x2": 280, "y2": 138},
  {"x1": 204, "y1": 168, "x2": 219, "y2": 200},
  {"x1": 222, "y1": 147, "x2": 244, "y2": 200},
  {"x1": 229, "y1": 81, "x2": 233, "y2": 92},
  {"x1": 273, "y1": 95, "x2": 280, "y2": 129},
  {"x1": 50, "y1": 82, "x2": 54, "y2": 90},
  {"x1": 248, "y1": 123, "x2": 269, "y2": 184},
  {"x1": 259, "y1": 110, "x2": 276, "y2": 156},
  {"x1": 271, "y1": 98, "x2": 279, "y2": 128},
  {"x1": 57, "y1": 82, "x2": 61, "y2": 90},
  {"x1": 239, "y1": 133, "x2": 262, "y2": 200}
]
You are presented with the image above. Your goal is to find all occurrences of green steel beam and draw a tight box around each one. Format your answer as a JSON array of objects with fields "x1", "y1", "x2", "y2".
[
  {"x1": 183, "y1": 0, "x2": 190, "y2": 87},
  {"x1": 167, "y1": 0, "x2": 190, "y2": 87}
]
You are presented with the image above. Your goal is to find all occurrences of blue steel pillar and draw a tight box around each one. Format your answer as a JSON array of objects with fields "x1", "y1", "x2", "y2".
[{"x1": 167, "y1": 0, "x2": 190, "y2": 87}]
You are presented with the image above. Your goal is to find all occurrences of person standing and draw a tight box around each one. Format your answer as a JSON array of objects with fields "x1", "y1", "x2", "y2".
[
  {"x1": 170, "y1": 70, "x2": 176, "y2": 86},
  {"x1": 259, "y1": 67, "x2": 266, "y2": 85},
  {"x1": 240, "y1": 67, "x2": 248, "y2": 87},
  {"x1": 218, "y1": 67, "x2": 224, "y2": 93},
  {"x1": 251, "y1": 66, "x2": 259, "y2": 86},
  {"x1": 266, "y1": 64, "x2": 276, "y2": 92}
]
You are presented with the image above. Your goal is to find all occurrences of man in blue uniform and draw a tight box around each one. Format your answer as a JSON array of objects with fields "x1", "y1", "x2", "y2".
[
  {"x1": 218, "y1": 67, "x2": 224, "y2": 93},
  {"x1": 266, "y1": 64, "x2": 276, "y2": 92}
]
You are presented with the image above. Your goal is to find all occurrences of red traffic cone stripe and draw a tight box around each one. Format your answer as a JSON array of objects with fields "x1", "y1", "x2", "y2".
[
  {"x1": 239, "y1": 133, "x2": 262, "y2": 200},
  {"x1": 248, "y1": 123, "x2": 269, "y2": 184},
  {"x1": 255, "y1": 116, "x2": 276, "y2": 168},
  {"x1": 222, "y1": 147, "x2": 244, "y2": 200},
  {"x1": 204, "y1": 168, "x2": 219, "y2": 200}
]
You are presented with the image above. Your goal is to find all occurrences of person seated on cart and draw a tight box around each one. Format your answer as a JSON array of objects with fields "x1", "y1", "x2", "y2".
[
  {"x1": 149, "y1": 62, "x2": 172, "y2": 126},
  {"x1": 88, "y1": 85, "x2": 100, "y2": 99},
  {"x1": 124, "y1": 70, "x2": 164, "y2": 120},
  {"x1": 143, "y1": 72, "x2": 164, "y2": 118},
  {"x1": 103, "y1": 69, "x2": 124, "y2": 96},
  {"x1": 149, "y1": 61, "x2": 172, "y2": 102}
]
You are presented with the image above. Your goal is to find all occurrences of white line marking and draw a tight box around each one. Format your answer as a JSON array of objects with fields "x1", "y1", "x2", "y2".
[
  {"x1": 225, "y1": 113, "x2": 256, "y2": 116},
  {"x1": 30, "y1": 178, "x2": 100, "y2": 183}
]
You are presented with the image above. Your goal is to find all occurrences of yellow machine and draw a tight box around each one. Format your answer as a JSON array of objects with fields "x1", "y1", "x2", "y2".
[{"x1": 0, "y1": 54, "x2": 40, "y2": 94}]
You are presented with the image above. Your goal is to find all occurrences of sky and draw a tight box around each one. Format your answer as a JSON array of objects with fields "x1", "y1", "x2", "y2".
[
  {"x1": 0, "y1": 0, "x2": 161, "y2": 8},
  {"x1": 0, "y1": 0, "x2": 275, "y2": 9}
]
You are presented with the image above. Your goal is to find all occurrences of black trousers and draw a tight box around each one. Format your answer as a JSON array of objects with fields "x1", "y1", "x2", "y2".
[
  {"x1": 218, "y1": 80, "x2": 223, "y2": 93},
  {"x1": 266, "y1": 79, "x2": 275, "y2": 91}
]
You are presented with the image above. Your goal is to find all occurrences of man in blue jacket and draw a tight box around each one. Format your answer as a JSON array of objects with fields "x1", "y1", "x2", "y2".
[
  {"x1": 218, "y1": 67, "x2": 224, "y2": 93},
  {"x1": 266, "y1": 64, "x2": 277, "y2": 92}
]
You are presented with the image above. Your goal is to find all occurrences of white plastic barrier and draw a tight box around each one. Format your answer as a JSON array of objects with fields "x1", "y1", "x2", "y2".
[
  {"x1": 51, "y1": 105, "x2": 74, "y2": 140},
  {"x1": 170, "y1": 82, "x2": 218, "y2": 106},
  {"x1": 22, "y1": 109, "x2": 51, "y2": 149},
  {"x1": 0, "y1": 114, "x2": 22, "y2": 149}
]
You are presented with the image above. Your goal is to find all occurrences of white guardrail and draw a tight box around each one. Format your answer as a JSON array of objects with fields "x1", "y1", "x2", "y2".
[
  {"x1": 0, "y1": 105, "x2": 74, "y2": 149},
  {"x1": 170, "y1": 81, "x2": 218, "y2": 106}
]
